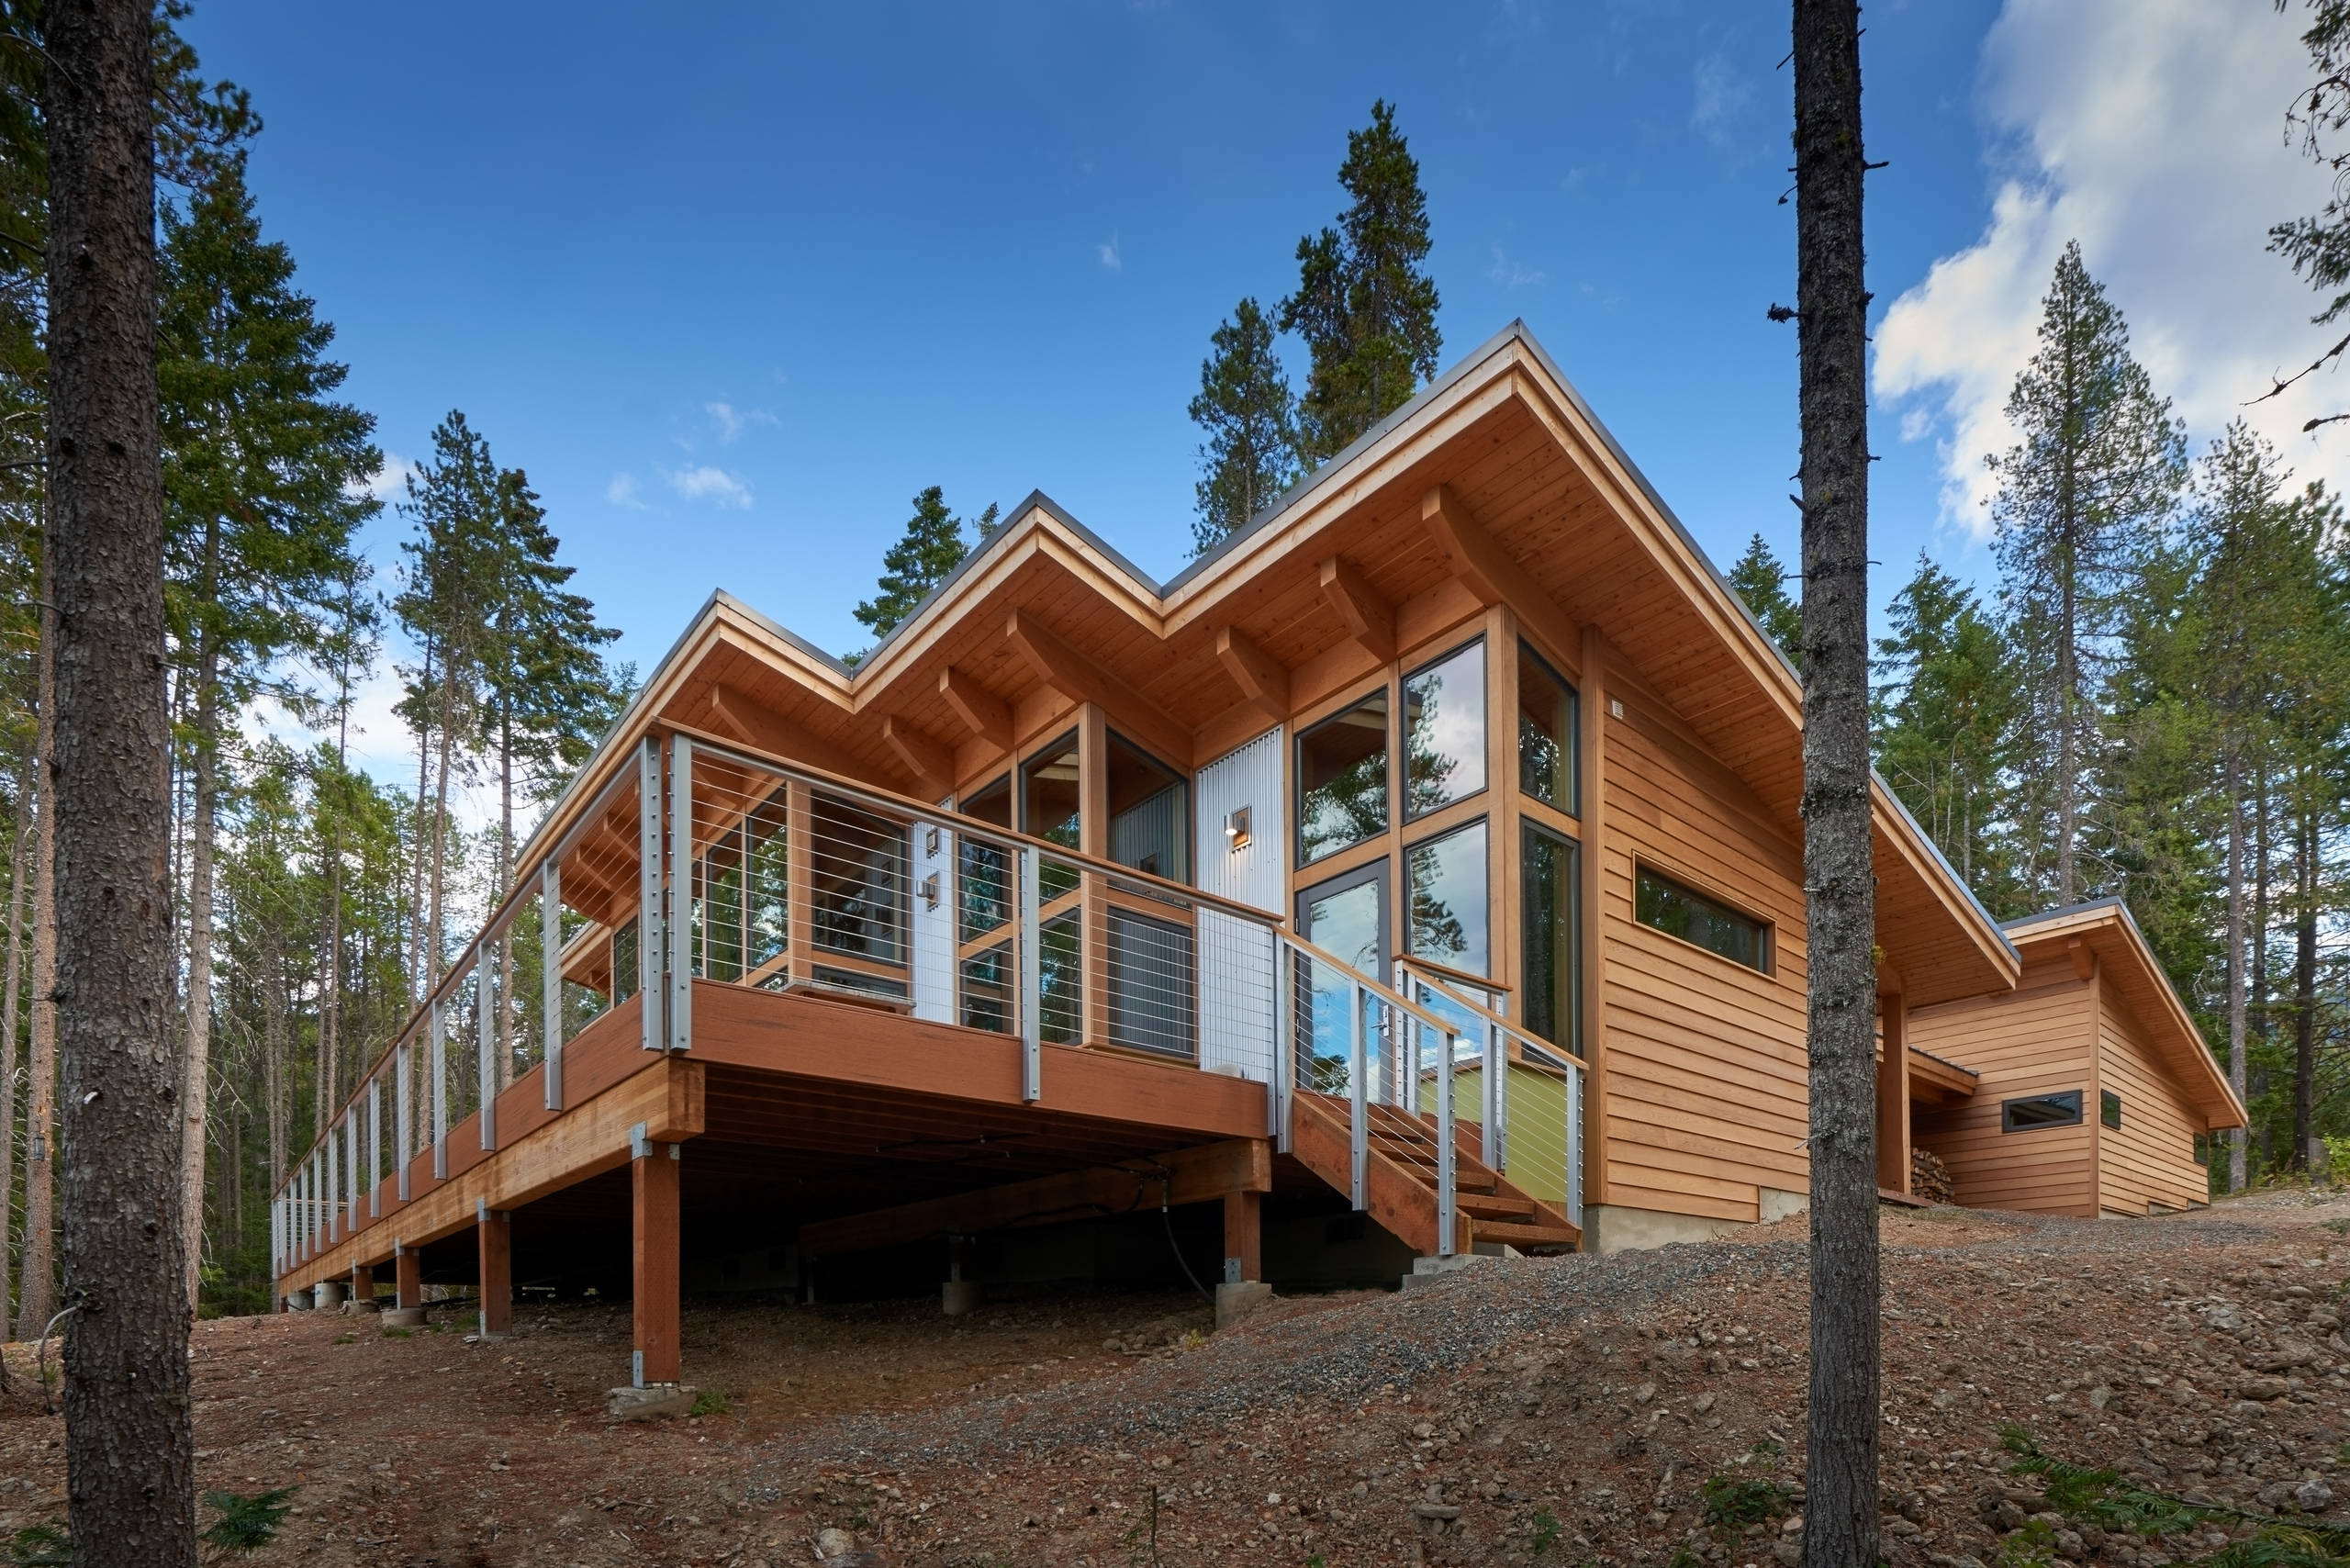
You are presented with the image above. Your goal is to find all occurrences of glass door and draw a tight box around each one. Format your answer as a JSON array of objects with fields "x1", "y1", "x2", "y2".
[{"x1": 1294, "y1": 861, "x2": 1390, "y2": 1101}]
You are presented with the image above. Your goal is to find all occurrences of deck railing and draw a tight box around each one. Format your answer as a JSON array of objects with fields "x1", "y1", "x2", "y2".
[{"x1": 272, "y1": 724, "x2": 1585, "y2": 1278}]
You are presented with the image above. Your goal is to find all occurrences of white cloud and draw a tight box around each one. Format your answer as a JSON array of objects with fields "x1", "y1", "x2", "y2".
[
  {"x1": 1098, "y1": 234, "x2": 1122, "y2": 271},
  {"x1": 606, "y1": 472, "x2": 645, "y2": 509},
  {"x1": 666, "y1": 465, "x2": 754, "y2": 510},
  {"x1": 353, "y1": 452, "x2": 419, "y2": 505},
  {"x1": 1488, "y1": 245, "x2": 1547, "y2": 289},
  {"x1": 704, "y1": 399, "x2": 778, "y2": 444},
  {"x1": 1874, "y1": 0, "x2": 2347, "y2": 540},
  {"x1": 1690, "y1": 51, "x2": 1752, "y2": 154}
]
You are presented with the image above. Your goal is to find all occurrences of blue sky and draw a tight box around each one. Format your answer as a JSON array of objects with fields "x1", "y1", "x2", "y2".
[{"x1": 187, "y1": 1, "x2": 2336, "y2": 792}]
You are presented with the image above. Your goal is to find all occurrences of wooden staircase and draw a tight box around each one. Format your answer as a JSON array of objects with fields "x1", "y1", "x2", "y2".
[{"x1": 1292, "y1": 1093, "x2": 1581, "y2": 1257}]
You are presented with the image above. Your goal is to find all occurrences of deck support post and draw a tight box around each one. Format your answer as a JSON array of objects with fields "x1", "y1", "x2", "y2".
[
  {"x1": 395, "y1": 1242, "x2": 421, "y2": 1310},
  {"x1": 1875, "y1": 992, "x2": 1909, "y2": 1194},
  {"x1": 631, "y1": 1122, "x2": 682, "y2": 1387},
  {"x1": 477, "y1": 1199, "x2": 512, "y2": 1339},
  {"x1": 1221, "y1": 1190, "x2": 1261, "y2": 1283},
  {"x1": 942, "y1": 1233, "x2": 979, "y2": 1316},
  {"x1": 350, "y1": 1262, "x2": 375, "y2": 1308}
]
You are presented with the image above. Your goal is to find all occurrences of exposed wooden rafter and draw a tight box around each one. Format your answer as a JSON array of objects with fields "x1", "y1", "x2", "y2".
[
  {"x1": 684, "y1": 681, "x2": 867, "y2": 782},
  {"x1": 1420, "y1": 484, "x2": 1583, "y2": 668},
  {"x1": 1315, "y1": 555, "x2": 1394, "y2": 662},
  {"x1": 1213, "y1": 626, "x2": 1290, "y2": 723},
  {"x1": 880, "y1": 715, "x2": 956, "y2": 798},
  {"x1": 1003, "y1": 610, "x2": 1192, "y2": 766},
  {"x1": 936, "y1": 665, "x2": 1013, "y2": 750}
]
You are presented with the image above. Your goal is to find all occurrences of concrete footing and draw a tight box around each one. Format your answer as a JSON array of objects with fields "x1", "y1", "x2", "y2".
[
  {"x1": 312, "y1": 1281, "x2": 346, "y2": 1310},
  {"x1": 1213, "y1": 1281, "x2": 1272, "y2": 1328},
  {"x1": 607, "y1": 1383, "x2": 697, "y2": 1420},
  {"x1": 1399, "y1": 1254, "x2": 1491, "y2": 1292},
  {"x1": 380, "y1": 1307, "x2": 427, "y2": 1328},
  {"x1": 941, "y1": 1280, "x2": 980, "y2": 1316}
]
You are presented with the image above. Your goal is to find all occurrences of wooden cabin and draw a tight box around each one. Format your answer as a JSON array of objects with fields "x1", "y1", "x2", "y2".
[
  {"x1": 267, "y1": 322, "x2": 2026, "y2": 1397},
  {"x1": 1908, "y1": 900, "x2": 2244, "y2": 1218}
]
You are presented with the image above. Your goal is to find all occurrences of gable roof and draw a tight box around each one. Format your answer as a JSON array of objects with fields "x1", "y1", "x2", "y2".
[
  {"x1": 524, "y1": 322, "x2": 2020, "y2": 1007},
  {"x1": 2003, "y1": 899, "x2": 2246, "y2": 1129}
]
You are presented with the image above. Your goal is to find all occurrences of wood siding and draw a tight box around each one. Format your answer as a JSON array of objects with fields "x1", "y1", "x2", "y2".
[
  {"x1": 2096, "y1": 982, "x2": 2212, "y2": 1215},
  {"x1": 1594, "y1": 688, "x2": 1809, "y2": 1223},
  {"x1": 1908, "y1": 955, "x2": 2096, "y2": 1216}
]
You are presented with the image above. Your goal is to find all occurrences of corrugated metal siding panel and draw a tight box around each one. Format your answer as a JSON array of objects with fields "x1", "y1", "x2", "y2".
[
  {"x1": 911, "y1": 822, "x2": 955, "y2": 1025},
  {"x1": 1195, "y1": 727, "x2": 1286, "y2": 915}
]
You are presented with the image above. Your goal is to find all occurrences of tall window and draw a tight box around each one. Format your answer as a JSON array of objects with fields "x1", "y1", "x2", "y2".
[
  {"x1": 1520, "y1": 823, "x2": 1579, "y2": 1052},
  {"x1": 1022, "y1": 733, "x2": 1082, "y2": 902},
  {"x1": 1404, "y1": 639, "x2": 1486, "y2": 818},
  {"x1": 1517, "y1": 642, "x2": 1578, "y2": 814},
  {"x1": 1106, "y1": 731, "x2": 1188, "y2": 882},
  {"x1": 1297, "y1": 689, "x2": 1389, "y2": 865},
  {"x1": 809, "y1": 792, "x2": 908, "y2": 968},
  {"x1": 1405, "y1": 818, "x2": 1489, "y2": 975},
  {"x1": 958, "y1": 774, "x2": 1013, "y2": 943},
  {"x1": 691, "y1": 786, "x2": 789, "y2": 982},
  {"x1": 1635, "y1": 867, "x2": 1768, "y2": 972}
]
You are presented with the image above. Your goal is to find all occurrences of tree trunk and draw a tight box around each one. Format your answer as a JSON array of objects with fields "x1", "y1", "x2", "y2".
[
  {"x1": 1791, "y1": 6, "x2": 1879, "y2": 1568},
  {"x1": 17, "y1": 598, "x2": 57, "y2": 1341},
  {"x1": 2292, "y1": 800, "x2": 2317, "y2": 1171},
  {"x1": 408, "y1": 642, "x2": 433, "y2": 1003},
  {"x1": 498, "y1": 697, "x2": 513, "y2": 1091},
  {"x1": 428, "y1": 679, "x2": 453, "y2": 998},
  {"x1": 2243, "y1": 756, "x2": 2269, "y2": 1191},
  {"x1": 45, "y1": 0, "x2": 196, "y2": 1558},
  {"x1": 0, "y1": 734, "x2": 33, "y2": 1327},
  {"x1": 2223, "y1": 745, "x2": 2247, "y2": 1193},
  {"x1": 179, "y1": 652, "x2": 217, "y2": 1310}
]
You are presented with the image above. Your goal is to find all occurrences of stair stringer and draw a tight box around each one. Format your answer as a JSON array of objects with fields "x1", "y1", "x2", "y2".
[{"x1": 1291, "y1": 1094, "x2": 1467, "y2": 1258}]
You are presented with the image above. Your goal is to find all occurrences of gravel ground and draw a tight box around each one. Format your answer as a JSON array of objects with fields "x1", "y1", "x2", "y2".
[{"x1": 6, "y1": 1192, "x2": 2350, "y2": 1568}]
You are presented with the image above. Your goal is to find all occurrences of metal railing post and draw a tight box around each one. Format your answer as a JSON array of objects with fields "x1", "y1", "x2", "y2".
[
  {"x1": 394, "y1": 1041, "x2": 411, "y2": 1201},
  {"x1": 477, "y1": 952, "x2": 497, "y2": 1150},
  {"x1": 638, "y1": 736, "x2": 664, "y2": 1052},
  {"x1": 1436, "y1": 1030, "x2": 1457, "y2": 1258},
  {"x1": 326, "y1": 1124, "x2": 340, "y2": 1244},
  {"x1": 1347, "y1": 979, "x2": 1368, "y2": 1210},
  {"x1": 1567, "y1": 1060, "x2": 1584, "y2": 1228},
  {"x1": 1271, "y1": 935, "x2": 1292, "y2": 1153},
  {"x1": 368, "y1": 1075, "x2": 382, "y2": 1217},
  {"x1": 430, "y1": 999, "x2": 449, "y2": 1181},
  {"x1": 1018, "y1": 846, "x2": 1041, "y2": 1102},
  {"x1": 347, "y1": 1103, "x2": 360, "y2": 1222},
  {"x1": 542, "y1": 857, "x2": 564, "y2": 1108},
  {"x1": 666, "y1": 734, "x2": 694, "y2": 1053},
  {"x1": 1483, "y1": 1020, "x2": 1504, "y2": 1170}
]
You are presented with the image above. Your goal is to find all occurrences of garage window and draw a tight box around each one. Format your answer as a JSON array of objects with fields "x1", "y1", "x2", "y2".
[{"x1": 2000, "y1": 1091, "x2": 2083, "y2": 1132}]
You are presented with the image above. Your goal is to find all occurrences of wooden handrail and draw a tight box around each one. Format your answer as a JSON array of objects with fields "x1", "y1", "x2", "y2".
[{"x1": 1393, "y1": 956, "x2": 1591, "y2": 1073}]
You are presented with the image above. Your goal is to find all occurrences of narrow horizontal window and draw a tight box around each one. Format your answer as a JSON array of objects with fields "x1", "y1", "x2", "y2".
[
  {"x1": 2100, "y1": 1090, "x2": 2121, "y2": 1130},
  {"x1": 2000, "y1": 1091, "x2": 2083, "y2": 1133},
  {"x1": 1634, "y1": 867, "x2": 1767, "y2": 972}
]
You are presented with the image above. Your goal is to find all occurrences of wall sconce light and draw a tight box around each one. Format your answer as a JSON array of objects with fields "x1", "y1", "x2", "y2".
[
  {"x1": 1225, "y1": 806, "x2": 1251, "y2": 850},
  {"x1": 920, "y1": 873, "x2": 940, "y2": 910},
  {"x1": 924, "y1": 826, "x2": 941, "y2": 857}
]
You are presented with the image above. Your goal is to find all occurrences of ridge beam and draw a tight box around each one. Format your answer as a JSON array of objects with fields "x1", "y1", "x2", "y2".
[{"x1": 1420, "y1": 485, "x2": 1584, "y2": 666}]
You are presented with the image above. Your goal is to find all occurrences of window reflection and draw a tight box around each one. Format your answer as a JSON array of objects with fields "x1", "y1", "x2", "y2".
[
  {"x1": 1517, "y1": 642, "x2": 1577, "y2": 814},
  {"x1": 957, "y1": 774, "x2": 1013, "y2": 942},
  {"x1": 1520, "y1": 823, "x2": 1579, "y2": 1051},
  {"x1": 1404, "y1": 640, "x2": 1486, "y2": 818},
  {"x1": 1405, "y1": 817, "x2": 1489, "y2": 976},
  {"x1": 1022, "y1": 734, "x2": 1082, "y2": 903},
  {"x1": 1297, "y1": 689, "x2": 1389, "y2": 865},
  {"x1": 1106, "y1": 732, "x2": 1187, "y2": 882},
  {"x1": 810, "y1": 792, "x2": 908, "y2": 967}
]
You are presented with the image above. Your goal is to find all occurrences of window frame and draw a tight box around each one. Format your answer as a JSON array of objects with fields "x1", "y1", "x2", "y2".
[
  {"x1": 1401, "y1": 635, "x2": 1489, "y2": 823},
  {"x1": 1519, "y1": 820, "x2": 1582, "y2": 1057},
  {"x1": 1516, "y1": 638, "x2": 1580, "y2": 819},
  {"x1": 1103, "y1": 727, "x2": 1192, "y2": 884},
  {"x1": 1403, "y1": 814, "x2": 1492, "y2": 980},
  {"x1": 1631, "y1": 862, "x2": 1773, "y2": 975},
  {"x1": 1294, "y1": 682, "x2": 1393, "y2": 868},
  {"x1": 1999, "y1": 1090, "x2": 2085, "y2": 1133},
  {"x1": 2099, "y1": 1090, "x2": 2121, "y2": 1130}
]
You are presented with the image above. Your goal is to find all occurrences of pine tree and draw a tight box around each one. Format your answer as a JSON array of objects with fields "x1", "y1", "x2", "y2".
[
  {"x1": 1871, "y1": 553, "x2": 2019, "y2": 900},
  {"x1": 1728, "y1": 533, "x2": 1804, "y2": 668},
  {"x1": 1188, "y1": 297, "x2": 1298, "y2": 554},
  {"x1": 1987, "y1": 241, "x2": 2185, "y2": 908},
  {"x1": 1281, "y1": 100, "x2": 1442, "y2": 462},
  {"x1": 853, "y1": 487, "x2": 1000, "y2": 641}
]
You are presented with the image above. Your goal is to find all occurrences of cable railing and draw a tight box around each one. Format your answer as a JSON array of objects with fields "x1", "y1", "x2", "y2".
[{"x1": 270, "y1": 722, "x2": 1585, "y2": 1280}]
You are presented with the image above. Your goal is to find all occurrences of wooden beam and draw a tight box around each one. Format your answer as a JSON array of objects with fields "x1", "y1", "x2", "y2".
[
  {"x1": 1420, "y1": 485, "x2": 1583, "y2": 667},
  {"x1": 686, "y1": 680, "x2": 869, "y2": 782},
  {"x1": 2068, "y1": 936, "x2": 2096, "y2": 982},
  {"x1": 1224, "y1": 1189, "x2": 1262, "y2": 1282},
  {"x1": 937, "y1": 665, "x2": 1013, "y2": 750},
  {"x1": 798, "y1": 1137, "x2": 1272, "y2": 1255},
  {"x1": 1214, "y1": 626, "x2": 1290, "y2": 723},
  {"x1": 1315, "y1": 556, "x2": 1393, "y2": 663},
  {"x1": 881, "y1": 715, "x2": 956, "y2": 797},
  {"x1": 478, "y1": 1206, "x2": 512, "y2": 1337},
  {"x1": 1003, "y1": 609, "x2": 1192, "y2": 767}
]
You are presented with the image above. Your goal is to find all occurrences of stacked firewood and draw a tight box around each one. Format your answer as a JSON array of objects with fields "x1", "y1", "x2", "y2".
[{"x1": 1909, "y1": 1146, "x2": 1959, "y2": 1205}]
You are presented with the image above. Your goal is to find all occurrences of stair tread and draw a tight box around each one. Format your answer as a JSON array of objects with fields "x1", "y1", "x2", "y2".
[
  {"x1": 1458, "y1": 1194, "x2": 1537, "y2": 1217},
  {"x1": 1472, "y1": 1219, "x2": 1582, "y2": 1246}
]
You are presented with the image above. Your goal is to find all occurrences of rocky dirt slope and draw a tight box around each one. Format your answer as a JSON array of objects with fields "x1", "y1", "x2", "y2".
[{"x1": 6, "y1": 1193, "x2": 2350, "y2": 1567}]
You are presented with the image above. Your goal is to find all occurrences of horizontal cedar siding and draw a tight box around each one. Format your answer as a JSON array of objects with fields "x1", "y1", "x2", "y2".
[
  {"x1": 1598, "y1": 709, "x2": 1807, "y2": 1224},
  {"x1": 2096, "y1": 992, "x2": 2209, "y2": 1215},
  {"x1": 1908, "y1": 956, "x2": 2096, "y2": 1217}
]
